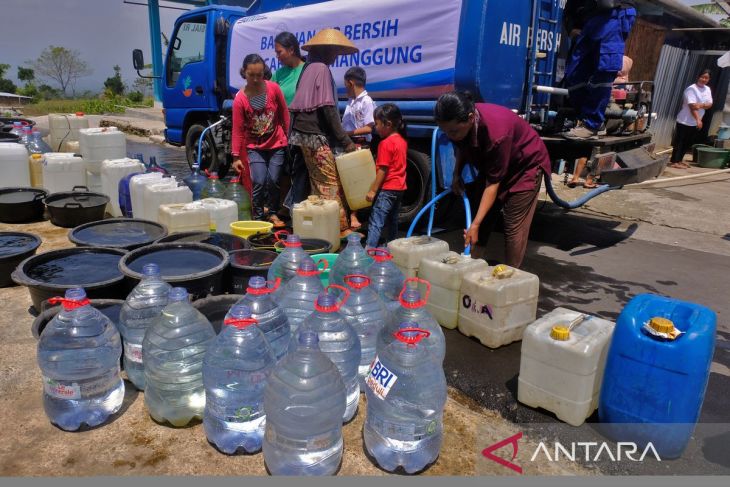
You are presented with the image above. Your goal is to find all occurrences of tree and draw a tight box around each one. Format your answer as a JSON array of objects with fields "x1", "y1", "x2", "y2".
[
  {"x1": 0, "y1": 64, "x2": 17, "y2": 93},
  {"x1": 28, "y1": 45, "x2": 92, "y2": 97},
  {"x1": 104, "y1": 65, "x2": 125, "y2": 96},
  {"x1": 17, "y1": 67, "x2": 34, "y2": 84},
  {"x1": 133, "y1": 76, "x2": 152, "y2": 97}
]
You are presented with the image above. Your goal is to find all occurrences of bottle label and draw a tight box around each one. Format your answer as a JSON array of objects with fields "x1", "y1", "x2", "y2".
[
  {"x1": 265, "y1": 424, "x2": 339, "y2": 450},
  {"x1": 368, "y1": 415, "x2": 441, "y2": 442},
  {"x1": 42, "y1": 369, "x2": 120, "y2": 400},
  {"x1": 206, "y1": 398, "x2": 264, "y2": 426},
  {"x1": 366, "y1": 356, "x2": 398, "y2": 400},
  {"x1": 43, "y1": 377, "x2": 81, "y2": 400},
  {"x1": 124, "y1": 343, "x2": 144, "y2": 364}
]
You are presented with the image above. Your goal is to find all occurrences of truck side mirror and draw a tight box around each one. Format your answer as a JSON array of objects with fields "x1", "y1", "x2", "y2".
[{"x1": 132, "y1": 49, "x2": 145, "y2": 71}]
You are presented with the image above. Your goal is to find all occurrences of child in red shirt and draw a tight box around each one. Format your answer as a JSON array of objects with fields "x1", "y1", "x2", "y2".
[{"x1": 365, "y1": 103, "x2": 407, "y2": 248}]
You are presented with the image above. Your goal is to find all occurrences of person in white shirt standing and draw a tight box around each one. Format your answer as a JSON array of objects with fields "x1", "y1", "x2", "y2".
[
  {"x1": 342, "y1": 66, "x2": 376, "y2": 230},
  {"x1": 669, "y1": 69, "x2": 713, "y2": 169}
]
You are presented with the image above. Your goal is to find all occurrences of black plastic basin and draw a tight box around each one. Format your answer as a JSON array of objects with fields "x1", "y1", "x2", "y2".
[
  {"x1": 44, "y1": 186, "x2": 109, "y2": 228},
  {"x1": 119, "y1": 242, "x2": 229, "y2": 300},
  {"x1": 227, "y1": 249, "x2": 277, "y2": 295},
  {"x1": 12, "y1": 247, "x2": 129, "y2": 312},
  {"x1": 192, "y1": 294, "x2": 244, "y2": 334},
  {"x1": 32, "y1": 299, "x2": 124, "y2": 339},
  {"x1": 0, "y1": 187, "x2": 48, "y2": 223},
  {"x1": 70, "y1": 218, "x2": 168, "y2": 250},
  {"x1": 0, "y1": 232, "x2": 42, "y2": 287},
  {"x1": 155, "y1": 231, "x2": 248, "y2": 252}
]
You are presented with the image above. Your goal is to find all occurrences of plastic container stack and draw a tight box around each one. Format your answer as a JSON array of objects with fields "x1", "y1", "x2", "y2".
[
  {"x1": 48, "y1": 113, "x2": 89, "y2": 152},
  {"x1": 117, "y1": 263, "x2": 171, "y2": 391},
  {"x1": 292, "y1": 195, "x2": 341, "y2": 252},
  {"x1": 388, "y1": 236, "x2": 449, "y2": 278},
  {"x1": 187, "y1": 198, "x2": 238, "y2": 233},
  {"x1": 235, "y1": 276, "x2": 291, "y2": 361},
  {"x1": 101, "y1": 158, "x2": 146, "y2": 217},
  {"x1": 158, "y1": 203, "x2": 211, "y2": 234},
  {"x1": 130, "y1": 172, "x2": 165, "y2": 222},
  {"x1": 294, "y1": 288, "x2": 361, "y2": 423},
  {"x1": 364, "y1": 323, "x2": 447, "y2": 473},
  {"x1": 279, "y1": 260, "x2": 325, "y2": 335},
  {"x1": 263, "y1": 331, "x2": 346, "y2": 475},
  {"x1": 457, "y1": 264, "x2": 540, "y2": 348},
  {"x1": 339, "y1": 274, "x2": 390, "y2": 386},
  {"x1": 518, "y1": 308, "x2": 616, "y2": 426},
  {"x1": 142, "y1": 178, "x2": 193, "y2": 222},
  {"x1": 143, "y1": 287, "x2": 216, "y2": 427},
  {"x1": 203, "y1": 304, "x2": 276, "y2": 454},
  {"x1": 36, "y1": 288, "x2": 125, "y2": 431},
  {"x1": 330, "y1": 233, "x2": 373, "y2": 287},
  {"x1": 78, "y1": 127, "x2": 127, "y2": 194},
  {"x1": 42, "y1": 153, "x2": 86, "y2": 194},
  {"x1": 0, "y1": 142, "x2": 31, "y2": 187}
]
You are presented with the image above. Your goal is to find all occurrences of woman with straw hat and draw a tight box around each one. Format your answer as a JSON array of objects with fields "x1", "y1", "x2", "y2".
[{"x1": 288, "y1": 28, "x2": 358, "y2": 237}]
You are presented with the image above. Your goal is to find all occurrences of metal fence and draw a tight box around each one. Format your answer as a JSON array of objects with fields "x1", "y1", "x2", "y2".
[{"x1": 651, "y1": 45, "x2": 729, "y2": 149}]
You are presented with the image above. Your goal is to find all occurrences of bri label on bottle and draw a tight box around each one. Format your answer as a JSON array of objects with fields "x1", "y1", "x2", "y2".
[
  {"x1": 43, "y1": 377, "x2": 81, "y2": 400},
  {"x1": 366, "y1": 356, "x2": 398, "y2": 400},
  {"x1": 124, "y1": 343, "x2": 144, "y2": 364}
]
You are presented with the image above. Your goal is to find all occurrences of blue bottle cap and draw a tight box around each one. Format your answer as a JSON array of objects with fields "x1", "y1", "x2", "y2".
[
  {"x1": 248, "y1": 276, "x2": 266, "y2": 289},
  {"x1": 299, "y1": 330, "x2": 319, "y2": 347},
  {"x1": 229, "y1": 304, "x2": 253, "y2": 319},
  {"x1": 168, "y1": 287, "x2": 188, "y2": 302},
  {"x1": 142, "y1": 263, "x2": 160, "y2": 277},
  {"x1": 65, "y1": 288, "x2": 87, "y2": 300}
]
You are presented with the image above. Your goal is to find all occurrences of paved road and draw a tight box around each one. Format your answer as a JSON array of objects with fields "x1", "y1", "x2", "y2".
[{"x1": 127, "y1": 138, "x2": 730, "y2": 475}]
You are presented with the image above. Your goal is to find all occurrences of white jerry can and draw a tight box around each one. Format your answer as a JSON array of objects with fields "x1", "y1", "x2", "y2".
[{"x1": 387, "y1": 236, "x2": 449, "y2": 279}]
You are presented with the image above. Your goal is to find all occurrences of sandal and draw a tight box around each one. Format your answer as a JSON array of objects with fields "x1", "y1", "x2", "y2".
[
  {"x1": 567, "y1": 181, "x2": 580, "y2": 188},
  {"x1": 268, "y1": 215, "x2": 286, "y2": 229}
]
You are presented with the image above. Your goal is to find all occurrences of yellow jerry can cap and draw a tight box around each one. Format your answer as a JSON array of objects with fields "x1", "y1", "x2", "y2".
[
  {"x1": 492, "y1": 265, "x2": 514, "y2": 279},
  {"x1": 550, "y1": 325, "x2": 570, "y2": 341},
  {"x1": 648, "y1": 317, "x2": 675, "y2": 334},
  {"x1": 31, "y1": 153, "x2": 42, "y2": 159}
]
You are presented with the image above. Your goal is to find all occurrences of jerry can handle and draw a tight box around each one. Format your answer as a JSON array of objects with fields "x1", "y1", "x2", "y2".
[{"x1": 394, "y1": 327, "x2": 431, "y2": 346}]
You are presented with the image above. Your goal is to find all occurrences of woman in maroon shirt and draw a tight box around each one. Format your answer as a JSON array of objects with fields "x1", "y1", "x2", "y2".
[
  {"x1": 434, "y1": 91, "x2": 552, "y2": 268},
  {"x1": 232, "y1": 54, "x2": 290, "y2": 226}
]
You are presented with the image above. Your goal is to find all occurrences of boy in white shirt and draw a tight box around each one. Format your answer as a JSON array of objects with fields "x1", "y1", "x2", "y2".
[{"x1": 342, "y1": 66, "x2": 376, "y2": 230}]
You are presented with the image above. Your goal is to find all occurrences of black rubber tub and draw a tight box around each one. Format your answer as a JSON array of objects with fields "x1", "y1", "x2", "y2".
[
  {"x1": 0, "y1": 232, "x2": 42, "y2": 287},
  {"x1": 246, "y1": 231, "x2": 278, "y2": 251},
  {"x1": 274, "y1": 237, "x2": 332, "y2": 255},
  {"x1": 44, "y1": 186, "x2": 110, "y2": 228},
  {"x1": 227, "y1": 249, "x2": 277, "y2": 295},
  {"x1": 0, "y1": 117, "x2": 35, "y2": 132},
  {"x1": 0, "y1": 132, "x2": 20, "y2": 142},
  {"x1": 155, "y1": 231, "x2": 248, "y2": 252},
  {"x1": 0, "y1": 187, "x2": 48, "y2": 223},
  {"x1": 70, "y1": 218, "x2": 168, "y2": 250},
  {"x1": 192, "y1": 294, "x2": 244, "y2": 334},
  {"x1": 11, "y1": 247, "x2": 129, "y2": 312},
  {"x1": 119, "y1": 242, "x2": 229, "y2": 300},
  {"x1": 31, "y1": 299, "x2": 124, "y2": 339}
]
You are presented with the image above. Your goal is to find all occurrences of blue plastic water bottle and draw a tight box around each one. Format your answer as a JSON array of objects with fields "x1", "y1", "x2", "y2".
[
  {"x1": 263, "y1": 331, "x2": 346, "y2": 475},
  {"x1": 268, "y1": 232, "x2": 316, "y2": 289},
  {"x1": 364, "y1": 323, "x2": 447, "y2": 473},
  {"x1": 117, "y1": 263, "x2": 171, "y2": 391},
  {"x1": 279, "y1": 259, "x2": 325, "y2": 335},
  {"x1": 143, "y1": 287, "x2": 216, "y2": 427},
  {"x1": 183, "y1": 165, "x2": 208, "y2": 201},
  {"x1": 203, "y1": 304, "x2": 276, "y2": 454},
  {"x1": 235, "y1": 276, "x2": 291, "y2": 361},
  {"x1": 292, "y1": 286, "x2": 361, "y2": 422},
  {"x1": 37, "y1": 288, "x2": 125, "y2": 431},
  {"x1": 330, "y1": 233, "x2": 374, "y2": 287}
]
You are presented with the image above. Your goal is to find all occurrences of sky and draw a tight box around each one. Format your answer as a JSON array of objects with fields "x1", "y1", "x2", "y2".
[
  {"x1": 0, "y1": 0, "x2": 182, "y2": 93},
  {"x1": 0, "y1": 0, "x2": 725, "y2": 95}
]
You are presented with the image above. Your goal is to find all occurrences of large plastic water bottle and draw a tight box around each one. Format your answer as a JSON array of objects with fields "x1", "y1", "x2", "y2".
[
  {"x1": 143, "y1": 287, "x2": 216, "y2": 427},
  {"x1": 203, "y1": 304, "x2": 276, "y2": 454},
  {"x1": 279, "y1": 259, "x2": 325, "y2": 335},
  {"x1": 292, "y1": 287, "x2": 361, "y2": 422},
  {"x1": 366, "y1": 248, "x2": 405, "y2": 311},
  {"x1": 339, "y1": 274, "x2": 390, "y2": 387},
  {"x1": 117, "y1": 263, "x2": 171, "y2": 391},
  {"x1": 330, "y1": 233, "x2": 374, "y2": 287},
  {"x1": 21, "y1": 125, "x2": 32, "y2": 147},
  {"x1": 9, "y1": 121, "x2": 24, "y2": 139},
  {"x1": 201, "y1": 171, "x2": 226, "y2": 199},
  {"x1": 235, "y1": 276, "x2": 290, "y2": 361},
  {"x1": 37, "y1": 288, "x2": 125, "y2": 431},
  {"x1": 267, "y1": 233, "x2": 316, "y2": 288},
  {"x1": 378, "y1": 278, "x2": 445, "y2": 364},
  {"x1": 263, "y1": 331, "x2": 346, "y2": 475},
  {"x1": 223, "y1": 176, "x2": 252, "y2": 220},
  {"x1": 183, "y1": 165, "x2": 208, "y2": 201},
  {"x1": 29, "y1": 128, "x2": 52, "y2": 153},
  {"x1": 364, "y1": 323, "x2": 447, "y2": 473}
]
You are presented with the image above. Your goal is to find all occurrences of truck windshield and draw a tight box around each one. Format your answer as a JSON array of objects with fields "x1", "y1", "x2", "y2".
[{"x1": 166, "y1": 16, "x2": 207, "y2": 88}]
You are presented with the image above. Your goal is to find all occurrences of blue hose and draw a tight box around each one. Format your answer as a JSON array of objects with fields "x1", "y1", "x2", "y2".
[
  {"x1": 428, "y1": 127, "x2": 440, "y2": 236},
  {"x1": 406, "y1": 188, "x2": 473, "y2": 256},
  {"x1": 543, "y1": 172, "x2": 619, "y2": 209}
]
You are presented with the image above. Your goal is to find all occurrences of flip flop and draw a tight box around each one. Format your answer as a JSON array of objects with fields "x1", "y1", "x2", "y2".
[
  {"x1": 268, "y1": 216, "x2": 287, "y2": 229},
  {"x1": 567, "y1": 181, "x2": 579, "y2": 188}
]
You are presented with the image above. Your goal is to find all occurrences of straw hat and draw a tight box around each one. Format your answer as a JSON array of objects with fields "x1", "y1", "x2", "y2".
[{"x1": 302, "y1": 28, "x2": 358, "y2": 55}]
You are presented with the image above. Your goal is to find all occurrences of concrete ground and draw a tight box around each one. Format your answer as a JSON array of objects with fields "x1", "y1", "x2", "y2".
[{"x1": 3, "y1": 112, "x2": 728, "y2": 476}]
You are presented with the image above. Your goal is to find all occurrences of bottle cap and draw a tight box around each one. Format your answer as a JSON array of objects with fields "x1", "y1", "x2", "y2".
[
  {"x1": 550, "y1": 325, "x2": 571, "y2": 341},
  {"x1": 315, "y1": 285, "x2": 349, "y2": 312},
  {"x1": 648, "y1": 317, "x2": 675, "y2": 334},
  {"x1": 246, "y1": 276, "x2": 279, "y2": 295},
  {"x1": 142, "y1": 263, "x2": 160, "y2": 277},
  {"x1": 283, "y1": 233, "x2": 302, "y2": 247},
  {"x1": 75, "y1": 112, "x2": 84, "y2": 116},
  {"x1": 168, "y1": 287, "x2": 188, "y2": 302},
  {"x1": 224, "y1": 305, "x2": 257, "y2": 328},
  {"x1": 492, "y1": 265, "x2": 514, "y2": 279},
  {"x1": 48, "y1": 288, "x2": 90, "y2": 311},
  {"x1": 31, "y1": 154, "x2": 41, "y2": 160},
  {"x1": 229, "y1": 304, "x2": 253, "y2": 319}
]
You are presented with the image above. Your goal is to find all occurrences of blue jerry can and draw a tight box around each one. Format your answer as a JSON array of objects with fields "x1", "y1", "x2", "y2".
[{"x1": 598, "y1": 294, "x2": 716, "y2": 459}]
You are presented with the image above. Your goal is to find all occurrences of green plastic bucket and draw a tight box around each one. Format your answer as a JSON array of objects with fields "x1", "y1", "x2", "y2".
[
  {"x1": 312, "y1": 253, "x2": 338, "y2": 288},
  {"x1": 695, "y1": 146, "x2": 730, "y2": 169}
]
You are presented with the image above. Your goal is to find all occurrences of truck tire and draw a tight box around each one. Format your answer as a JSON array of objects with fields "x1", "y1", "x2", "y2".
[
  {"x1": 185, "y1": 123, "x2": 219, "y2": 174},
  {"x1": 398, "y1": 149, "x2": 431, "y2": 224}
]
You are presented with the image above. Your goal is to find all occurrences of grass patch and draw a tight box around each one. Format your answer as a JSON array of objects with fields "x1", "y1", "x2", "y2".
[{"x1": 22, "y1": 97, "x2": 154, "y2": 116}]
